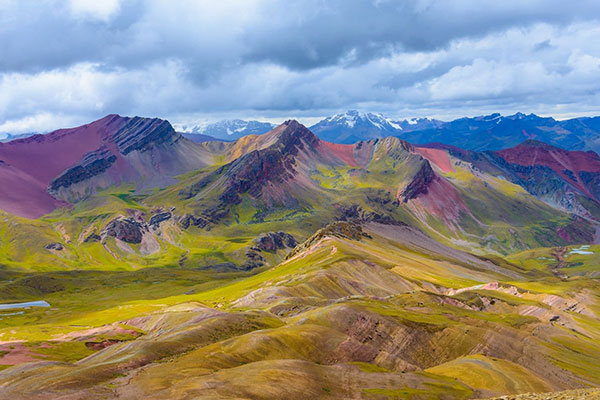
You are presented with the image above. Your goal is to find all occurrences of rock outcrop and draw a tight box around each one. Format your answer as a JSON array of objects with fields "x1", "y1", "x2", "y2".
[
  {"x1": 149, "y1": 212, "x2": 172, "y2": 229},
  {"x1": 253, "y1": 232, "x2": 297, "y2": 252},
  {"x1": 103, "y1": 218, "x2": 146, "y2": 244},
  {"x1": 177, "y1": 214, "x2": 211, "y2": 229},
  {"x1": 44, "y1": 242, "x2": 64, "y2": 251},
  {"x1": 48, "y1": 146, "x2": 117, "y2": 197},
  {"x1": 400, "y1": 160, "x2": 436, "y2": 202},
  {"x1": 83, "y1": 233, "x2": 101, "y2": 243},
  {"x1": 286, "y1": 221, "x2": 371, "y2": 260},
  {"x1": 109, "y1": 117, "x2": 179, "y2": 155},
  {"x1": 337, "y1": 204, "x2": 405, "y2": 226}
]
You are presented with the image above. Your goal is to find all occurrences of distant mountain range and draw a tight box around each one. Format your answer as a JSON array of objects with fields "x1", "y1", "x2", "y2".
[
  {"x1": 0, "y1": 132, "x2": 36, "y2": 142},
  {"x1": 309, "y1": 110, "x2": 442, "y2": 143},
  {"x1": 308, "y1": 110, "x2": 600, "y2": 153},
  {"x1": 397, "y1": 112, "x2": 600, "y2": 153},
  {"x1": 11, "y1": 111, "x2": 600, "y2": 153},
  {"x1": 177, "y1": 119, "x2": 275, "y2": 141}
]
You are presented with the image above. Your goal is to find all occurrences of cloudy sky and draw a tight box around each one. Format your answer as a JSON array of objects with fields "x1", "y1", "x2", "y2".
[{"x1": 1, "y1": 0, "x2": 600, "y2": 135}]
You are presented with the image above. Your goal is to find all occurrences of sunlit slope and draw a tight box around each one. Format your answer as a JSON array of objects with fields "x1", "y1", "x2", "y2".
[{"x1": 1, "y1": 222, "x2": 599, "y2": 399}]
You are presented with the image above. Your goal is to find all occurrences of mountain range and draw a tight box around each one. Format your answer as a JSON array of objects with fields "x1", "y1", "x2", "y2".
[
  {"x1": 396, "y1": 112, "x2": 600, "y2": 153},
  {"x1": 0, "y1": 114, "x2": 599, "y2": 399},
  {"x1": 309, "y1": 110, "x2": 442, "y2": 143},
  {"x1": 309, "y1": 111, "x2": 600, "y2": 152},
  {"x1": 177, "y1": 119, "x2": 276, "y2": 142},
  {"x1": 172, "y1": 111, "x2": 600, "y2": 155}
]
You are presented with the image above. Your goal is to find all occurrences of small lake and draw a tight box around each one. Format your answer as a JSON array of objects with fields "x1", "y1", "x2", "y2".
[{"x1": 0, "y1": 300, "x2": 50, "y2": 310}]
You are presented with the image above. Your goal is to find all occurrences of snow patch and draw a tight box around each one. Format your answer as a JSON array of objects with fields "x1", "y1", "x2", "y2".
[{"x1": 568, "y1": 245, "x2": 594, "y2": 255}]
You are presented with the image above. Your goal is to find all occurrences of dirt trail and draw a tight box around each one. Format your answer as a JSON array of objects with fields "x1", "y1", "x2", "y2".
[{"x1": 483, "y1": 387, "x2": 600, "y2": 399}]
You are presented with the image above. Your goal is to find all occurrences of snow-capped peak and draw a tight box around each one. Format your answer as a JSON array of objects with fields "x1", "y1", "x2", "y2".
[
  {"x1": 175, "y1": 119, "x2": 276, "y2": 140},
  {"x1": 323, "y1": 110, "x2": 403, "y2": 131}
]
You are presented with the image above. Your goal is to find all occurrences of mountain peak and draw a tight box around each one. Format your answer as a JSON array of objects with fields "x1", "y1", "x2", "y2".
[
  {"x1": 310, "y1": 110, "x2": 404, "y2": 144},
  {"x1": 504, "y1": 112, "x2": 550, "y2": 121},
  {"x1": 327, "y1": 110, "x2": 399, "y2": 130},
  {"x1": 107, "y1": 116, "x2": 179, "y2": 154},
  {"x1": 175, "y1": 119, "x2": 275, "y2": 140},
  {"x1": 274, "y1": 120, "x2": 320, "y2": 149}
]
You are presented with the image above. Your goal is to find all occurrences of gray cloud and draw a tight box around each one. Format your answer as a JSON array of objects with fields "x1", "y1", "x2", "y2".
[{"x1": 1, "y1": 0, "x2": 600, "y2": 134}]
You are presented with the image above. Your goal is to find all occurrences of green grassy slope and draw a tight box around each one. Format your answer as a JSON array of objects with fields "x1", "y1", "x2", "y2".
[{"x1": 1, "y1": 222, "x2": 598, "y2": 399}]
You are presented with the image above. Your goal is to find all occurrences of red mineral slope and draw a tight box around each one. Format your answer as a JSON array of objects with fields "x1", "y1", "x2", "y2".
[
  {"x1": 0, "y1": 161, "x2": 68, "y2": 217},
  {"x1": 0, "y1": 116, "x2": 122, "y2": 218},
  {"x1": 497, "y1": 140, "x2": 600, "y2": 174},
  {"x1": 0, "y1": 115, "x2": 118, "y2": 183},
  {"x1": 415, "y1": 146, "x2": 454, "y2": 173},
  {"x1": 0, "y1": 114, "x2": 205, "y2": 218},
  {"x1": 319, "y1": 141, "x2": 359, "y2": 167},
  {"x1": 496, "y1": 140, "x2": 600, "y2": 197}
]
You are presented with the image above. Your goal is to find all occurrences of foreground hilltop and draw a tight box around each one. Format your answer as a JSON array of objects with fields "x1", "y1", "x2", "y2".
[{"x1": 1, "y1": 221, "x2": 599, "y2": 398}]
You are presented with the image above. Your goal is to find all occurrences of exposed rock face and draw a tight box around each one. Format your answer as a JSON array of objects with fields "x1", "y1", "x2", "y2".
[
  {"x1": 103, "y1": 218, "x2": 145, "y2": 244},
  {"x1": 177, "y1": 214, "x2": 211, "y2": 229},
  {"x1": 338, "y1": 205, "x2": 405, "y2": 226},
  {"x1": 48, "y1": 117, "x2": 183, "y2": 198},
  {"x1": 286, "y1": 221, "x2": 371, "y2": 260},
  {"x1": 318, "y1": 221, "x2": 371, "y2": 241},
  {"x1": 253, "y1": 232, "x2": 297, "y2": 252},
  {"x1": 44, "y1": 242, "x2": 64, "y2": 251},
  {"x1": 241, "y1": 250, "x2": 266, "y2": 270},
  {"x1": 218, "y1": 148, "x2": 298, "y2": 205},
  {"x1": 401, "y1": 160, "x2": 436, "y2": 202},
  {"x1": 83, "y1": 233, "x2": 101, "y2": 243},
  {"x1": 48, "y1": 146, "x2": 117, "y2": 196},
  {"x1": 223, "y1": 231, "x2": 299, "y2": 271},
  {"x1": 149, "y1": 212, "x2": 172, "y2": 229},
  {"x1": 109, "y1": 117, "x2": 179, "y2": 155}
]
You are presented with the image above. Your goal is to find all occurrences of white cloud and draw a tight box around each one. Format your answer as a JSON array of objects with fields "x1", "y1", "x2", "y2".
[
  {"x1": 68, "y1": 0, "x2": 121, "y2": 21},
  {"x1": 0, "y1": 113, "x2": 83, "y2": 136},
  {"x1": 428, "y1": 59, "x2": 555, "y2": 100}
]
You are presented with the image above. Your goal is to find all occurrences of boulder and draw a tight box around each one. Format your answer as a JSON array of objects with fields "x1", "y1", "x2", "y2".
[
  {"x1": 44, "y1": 242, "x2": 64, "y2": 251},
  {"x1": 83, "y1": 233, "x2": 101, "y2": 243},
  {"x1": 254, "y1": 232, "x2": 297, "y2": 252},
  {"x1": 149, "y1": 212, "x2": 171, "y2": 229},
  {"x1": 103, "y1": 218, "x2": 145, "y2": 244}
]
